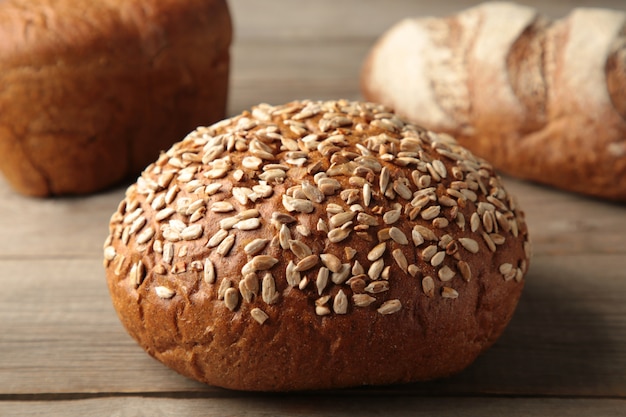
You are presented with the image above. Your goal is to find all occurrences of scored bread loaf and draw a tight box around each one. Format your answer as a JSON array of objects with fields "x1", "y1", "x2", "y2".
[
  {"x1": 361, "y1": 2, "x2": 626, "y2": 201},
  {"x1": 0, "y1": 0, "x2": 231, "y2": 196},
  {"x1": 104, "y1": 99, "x2": 531, "y2": 391}
]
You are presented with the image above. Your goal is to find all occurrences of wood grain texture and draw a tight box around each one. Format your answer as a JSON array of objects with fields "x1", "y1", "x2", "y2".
[
  {"x1": 1, "y1": 0, "x2": 626, "y2": 414},
  {"x1": 2, "y1": 397, "x2": 626, "y2": 417}
]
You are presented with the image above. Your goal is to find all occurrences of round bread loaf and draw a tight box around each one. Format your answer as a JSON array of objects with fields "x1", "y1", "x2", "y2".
[
  {"x1": 0, "y1": 0, "x2": 231, "y2": 196},
  {"x1": 104, "y1": 100, "x2": 531, "y2": 391}
]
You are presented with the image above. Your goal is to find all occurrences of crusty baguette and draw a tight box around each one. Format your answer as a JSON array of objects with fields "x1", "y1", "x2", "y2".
[
  {"x1": 361, "y1": 2, "x2": 626, "y2": 201},
  {"x1": 0, "y1": 0, "x2": 231, "y2": 197}
]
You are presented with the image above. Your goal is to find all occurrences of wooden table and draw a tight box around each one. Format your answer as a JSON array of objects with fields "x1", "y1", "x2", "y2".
[{"x1": 2, "y1": 1, "x2": 626, "y2": 415}]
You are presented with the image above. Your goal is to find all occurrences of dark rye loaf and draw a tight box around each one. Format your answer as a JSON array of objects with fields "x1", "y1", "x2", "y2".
[{"x1": 104, "y1": 100, "x2": 531, "y2": 391}]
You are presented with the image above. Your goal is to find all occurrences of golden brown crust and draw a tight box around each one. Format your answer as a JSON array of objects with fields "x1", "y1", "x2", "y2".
[
  {"x1": 104, "y1": 100, "x2": 530, "y2": 391},
  {"x1": 0, "y1": 0, "x2": 231, "y2": 196}
]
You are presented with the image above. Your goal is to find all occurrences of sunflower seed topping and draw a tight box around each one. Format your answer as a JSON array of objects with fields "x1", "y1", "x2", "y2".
[
  {"x1": 107, "y1": 99, "x2": 529, "y2": 321},
  {"x1": 333, "y1": 290, "x2": 349, "y2": 314},
  {"x1": 328, "y1": 228, "x2": 351, "y2": 243},
  {"x1": 422, "y1": 276, "x2": 435, "y2": 297},
  {"x1": 377, "y1": 299, "x2": 402, "y2": 315},
  {"x1": 392, "y1": 249, "x2": 408, "y2": 272},
  {"x1": 155, "y1": 286, "x2": 175, "y2": 299},
  {"x1": 353, "y1": 293, "x2": 376, "y2": 307},
  {"x1": 250, "y1": 308, "x2": 269, "y2": 324},
  {"x1": 367, "y1": 242, "x2": 387, "y2": 261},
  {"x1": 295, "y1": 255, "x2": 319, "y2": 272},
  {"x1": 203, "y1": 259, "x2": 216, "y2": 283},
  {"x1": 458, "y1": 238, "x2": 480, "y2": 254},
  {"x1": 365, "y1": 280, "x2": 389, "y2": 294},
  {"x1": 207, "y1": 229, "x2": 228, "y2": 248},
  {"x1": 224, "y1": 287, "x2": 239, "y2": 311},
  {"x1": 261, "y1": 273, "x2": 279, "y2": 304},
  {"x1": 441, "y1": 287, "x2": 459, "y2": 299}
]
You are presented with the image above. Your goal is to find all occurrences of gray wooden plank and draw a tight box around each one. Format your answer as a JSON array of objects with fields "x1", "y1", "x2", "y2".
[{"x1": 1, "y1": 396, "x2": 625, "y2": 417}]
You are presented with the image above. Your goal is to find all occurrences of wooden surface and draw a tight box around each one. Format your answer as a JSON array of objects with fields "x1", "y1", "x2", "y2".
[{"x1": 2, "y1": 0, "x2": 626, "y2": 415}]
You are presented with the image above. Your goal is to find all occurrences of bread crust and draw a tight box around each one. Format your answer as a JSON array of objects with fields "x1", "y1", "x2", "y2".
[
  {"x1": 0, "y1": 0, "x2": 231, "y2": 196},
  {"x1": 104, "y1": 100, "x2": 530, "y2": 391},
  {"x1": 361, "y1": 2, "x2": 626, "y2": 201}
]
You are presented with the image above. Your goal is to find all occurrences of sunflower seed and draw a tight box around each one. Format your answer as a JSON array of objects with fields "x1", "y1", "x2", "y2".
[
  {"x1": 216, "y1": 234, "x2": 235, "y2": 256},
  {"x1": 441, "y1": 287, "x2": 459, "y2": 299},
  {"x1": 207, "y1": 229, "x2": 228, "y2": 248},
  {"x1": 431, "y1": 251, "x2": 446, "y2": 267},
  {"x1": 377, "y1": 299, "x2": 402, "y2": 315},
  {"x1": 261, "y1": 273, "x2": 279, "y2": 304},
  {"x1": 421, "y1": 245, "x2": 438, "y2": 262},
  {"x1": 458, "y1": 260, "x2": 471, "y2": 281},
  {"x1": 357, "y1": 212, "x2": 379, "y2": 226},
  {"x1": 389, "y1": 227, "x2": 409, "y2": 245},
  {"x1": 363, "y1": 183, "x2": 372, "y2": 206},
  {"x1": 367, "y1": 242, "x2": 387, "y2": 261},
  {"x1": 134, "y1": 225, "x2": 155, "y2": 244},
  {"x1": 239, "y1": 273, "x2": 259, "y2": 303},
  {"x1": 286, "y1": 261, "x2": 301, "y2": 287},
  {"x1": 438, "y1": 265, "x2": 456, "y2": 281},
  {"x1": 295, "y1": 255, "x2": 319, "y2": 272},
  {"x1": 242, "y1": 156, "x2": 263, "y2": 170},
  {"x1": 393, "y1": 180, "x2": 413, "y2": 200},
  {"x1": 302, "y1": 180, "x2": 325, "y2": 203},
  {"x1": 392, "y1": 249, "x2": 408, "y2": 272},
  {"x1": 155, "y1": 207, "x2": 176, "y2": 222},
  {"x1": 422, "y1": 276, "x2": 435, "y2": 297},
  {"x1": 217, "y1": 278, "x2": 231, "y2": 300},
  {"x1": 155, "y1": 286, "x2": 175, "y2": 299},
  {"x1": 365, "y1": 280, "x2": 389, "y2": 294},
  {"x1": 482, "y1": 232, "x2": 497, "y2": 252},
  {"x1": 420, "y1": 205, "x2": 441, "y2": 220},
  {"x1": 414, "y1": 225, "x2": 438, "y2": 241},
  {"x1": 458, "y1": 238, "x2": 479, "y2": 254},
  {"x1": 331, "y1": 263, "x2": 351, "y2": 284},
  {"x1": 224, "y1": 287, "x2": 239, "y2": 311},
  {"x1": 276, "y1": 224, "x2": 291, "y2": 249},
  {"x1": 328, "y1": 228, "x2": 351, "y2": 243},
  {"x1": 329, "y1": 211, "x2": 357, "y2": 228},
  {"x1": 352, "y1": 260, "x2": 365, "y2": 275},
  {"x1": 289, "y1": 240, "x2": 312, "y2": 258},
  {"x1": 470, "y1": 212, "x2": 481, "y2": 232},
  {"x1": 129, "y1": 261, "x2": 145, "y2": 288},
  {"x1": 181, "y1": 224, "x2": 203, "y2": 240},
  {"x1": 412, "y1": 228, "x2": 425, "y2": 246},
  {"x1": 379, "y1": 167, "x2": 390, "y2": 193},
  {"x1": 333, "y1": 290, "x2": 349, "y2": 314},
  {"x1": 353, "y1": 293, "x2": 376, "y2": 307},
  {"x1": 203, "y1": 259, "x2": 216, "y2": 283},
  {"x1": 163, "y1": 242, "x2": 174, "y2": 264},
  {"x1": 320, "y1": 253, "x2": 342, "y2": 273},
  {"x1": 316, "y1": 267, "x2": 330, "y2": 295},
  {"x1": 250, "y1": 308, "x2": 269, "y2": 324},
  {"x1": 104, "y1": 246, "x2": 116, "y2": 261},
  {"x1": 368, "y1": 259, "x2": 385, "y2": 280},
  {"x1": 383, "y1": 209, "x2": 401, "y2": 224},
  {"x1": 242, "y1": 238, "x2": 267, "y2": 256},
  {"x1": 219, "y1": 216, "x2": 239, "y2": 230},
  {"x1": 233, "y1": 218, "x2": 261, "y2": 231},
  {"x1": 282, "y1": 195, "x2": 314, "y2": 213}
]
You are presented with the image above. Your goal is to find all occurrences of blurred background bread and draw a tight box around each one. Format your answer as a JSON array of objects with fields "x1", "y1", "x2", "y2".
[
  {"x1": 361, "y1": 2, "x2": 626, "y2": 201},
  {"x1": 0, "y1": 0, "x2": 231, "y2": 197}
]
